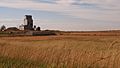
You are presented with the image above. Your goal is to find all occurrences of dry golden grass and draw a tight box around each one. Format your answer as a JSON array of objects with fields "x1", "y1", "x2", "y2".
[{"x1": 0, "y1": 36, "x2": 120, "y2": 68}]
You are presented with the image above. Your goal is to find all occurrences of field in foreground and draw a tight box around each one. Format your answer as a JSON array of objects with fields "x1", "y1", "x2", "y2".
[{"x1": 0, "y1": 35, "x2": 120, "y2": 68}]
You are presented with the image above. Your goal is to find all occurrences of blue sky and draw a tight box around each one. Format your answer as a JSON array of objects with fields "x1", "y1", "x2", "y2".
[{"x1": 0, "y1": 0, "x2": 120, "y2": 31}]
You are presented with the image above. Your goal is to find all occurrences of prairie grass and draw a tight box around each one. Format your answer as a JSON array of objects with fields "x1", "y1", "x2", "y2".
[{"x1": 0, "y1": 36, "x2": 120, "y2": 68}]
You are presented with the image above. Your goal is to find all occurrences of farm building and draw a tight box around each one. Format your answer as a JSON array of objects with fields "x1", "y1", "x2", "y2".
[
  {"x1": 0, "y1": 15, "x2": 56, "y2": 36},
  {"x1": 19, "y1": 15, "x2": 34, "y2": 30}
]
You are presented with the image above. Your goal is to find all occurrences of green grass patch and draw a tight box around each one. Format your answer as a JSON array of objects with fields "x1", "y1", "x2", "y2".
[{"x1": 0, "y1": 56, "x2": 47, "y2": 68}]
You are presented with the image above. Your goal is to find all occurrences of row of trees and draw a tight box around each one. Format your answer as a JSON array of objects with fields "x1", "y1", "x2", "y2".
[{"x1": 33, "y1": 25, "x2": 41, "y2": 31}]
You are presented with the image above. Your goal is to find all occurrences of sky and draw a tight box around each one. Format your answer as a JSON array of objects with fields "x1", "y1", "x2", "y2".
[{"x1": 0, "y1": 0, "x2": 120, "y2": 31}]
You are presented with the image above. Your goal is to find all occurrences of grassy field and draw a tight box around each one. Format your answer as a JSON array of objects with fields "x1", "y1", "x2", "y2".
[{"x1": 0, "y1": 35, "x2": 120, "y2": 68}]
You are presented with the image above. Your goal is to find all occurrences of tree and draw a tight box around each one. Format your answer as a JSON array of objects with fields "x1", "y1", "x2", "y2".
[
  {"x1": 36, "y1": 27, "x2": 41, "y2": 31},
  {"x1": 33, "y1": 25, "x2": 36, "y2": 30},
  {"x1": 0, "y1": 25, "x2": 6, "y2": 31}
]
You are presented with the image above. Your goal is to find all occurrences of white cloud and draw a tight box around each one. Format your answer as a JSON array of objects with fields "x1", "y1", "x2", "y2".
[{"x1": 0, "y1": 0, "x2": 120, "y2": 23}]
